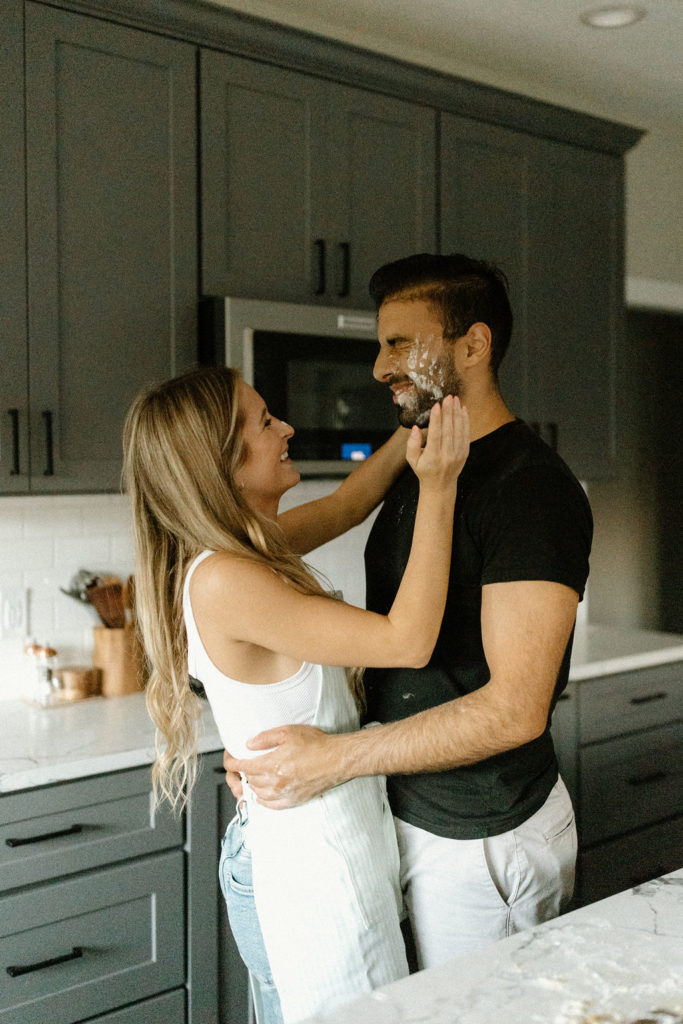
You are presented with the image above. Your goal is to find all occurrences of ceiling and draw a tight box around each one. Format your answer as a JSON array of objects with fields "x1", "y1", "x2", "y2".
[{"x1": 208, "y1": 0, "x2": 683, "y2": 129}]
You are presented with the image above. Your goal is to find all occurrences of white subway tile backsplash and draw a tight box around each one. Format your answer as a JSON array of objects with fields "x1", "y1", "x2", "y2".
[
  {"x1": 0, "y1": 537, "x2": 54, "y2": 572},
  {"x1": 0, "y1": 510, "x2": 25, "y2": 538},
  {"x1": 23, "y1": 506, "x2": 83, "y2": 537},
  {"x1": 53, "y1": 536, "x2": 113, "y2": 569},
  {"x1": 0, "y1": 493, "x2": 135, "y2": 701}
]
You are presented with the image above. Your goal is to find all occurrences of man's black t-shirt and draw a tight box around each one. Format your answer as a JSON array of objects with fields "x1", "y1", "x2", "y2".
[{"x1": 363, "y1": 419, "x2": 593, "y2": 839}]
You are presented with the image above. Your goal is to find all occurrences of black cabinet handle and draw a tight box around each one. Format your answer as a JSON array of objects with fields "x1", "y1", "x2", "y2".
[
  {"x1": 630, "y1": 691, "x2": 667, "y2": 705},
  {"x1": 42, "y1": 410, "x2": 54, "y2": 476},
  {"x1": 313, "y1": 239, "x2": 326, "y2": 296},
  {"x1": 7, "y1": 946, "x2": 83, "y2": 978},
  {"x1": 6, "y1": 823, "x2": 83, "y2": 848},
  {"x1": 627, "y1": 770, "x2": 667, "y2": 787},
  {"x1": 556, "y1": 692, "x2": 571, "y2": 702},
  {"x1": 338, "y1": 242, "x2": 350, "y2": 297},
  {"x1": 7, "y1": 409, "x2": 20, "y2": 475}
]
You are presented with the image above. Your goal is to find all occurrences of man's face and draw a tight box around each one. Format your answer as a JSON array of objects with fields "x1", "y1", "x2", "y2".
[{"x1": 374, "y1": 298, "x2": 464, "y2": 427}]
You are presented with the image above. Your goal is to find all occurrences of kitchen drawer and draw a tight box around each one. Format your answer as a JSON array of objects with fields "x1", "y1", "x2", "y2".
[
  {"x1": 0, "y1": 767, "x2": 183, "y2": 891},
  {"x1": 579, "y1": 662, "x2": 683, "y2": 743},
  {"x1": 0, "y1": 849, "x2": 184, "y2": 1024},
  {"x1": 577, "y1": 815, "x2": 683, "y2": 907},
  {"x1": 87, "y1": 988, "x2": 185, "y2": 1024},
  {"x1": 579, "y1": 723, "x2": 683, "y2": 844}
]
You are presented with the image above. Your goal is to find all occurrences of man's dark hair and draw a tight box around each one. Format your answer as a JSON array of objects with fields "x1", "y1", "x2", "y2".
[{"x1": 368, "y1": 253, "x2": 513, "y2": 376}]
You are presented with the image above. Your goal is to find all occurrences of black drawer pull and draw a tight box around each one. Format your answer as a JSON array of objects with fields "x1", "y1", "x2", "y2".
[
  {"x1": 627, "y1": 770, "x2": 667, "y2": 787},
  {"x1": 213, "y1": 765, "x2": 227, "y2": 774},
  {"x1": 7, "y1": 946, "x2": 83, "y2": 978},
  {"x1": 630, "y1": 691, "x2": 667, "y2": 705},
  {"x1": 556, "y1": 692, "x2": 571, "y2": 702},
  {"x1": 6, "y1": 823, "x2": 83, "y2": 848},
  {"x1": 42, "y1": 410, "x2": 54, "y2": 476},
  {"x1": 8, "y1": 409, "x2": 20, "y2": 475},
  {"x1": 313, "y1": 239, "x2": 326, "y2": 296}
]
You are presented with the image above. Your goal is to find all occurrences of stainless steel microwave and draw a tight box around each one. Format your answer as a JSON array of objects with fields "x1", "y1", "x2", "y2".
[{"x1": 199, "y1": 297, "x2": 396, "y2": 475}]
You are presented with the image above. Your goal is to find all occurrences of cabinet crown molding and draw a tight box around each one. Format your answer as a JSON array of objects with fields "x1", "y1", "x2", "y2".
[{"x1": 38, "y1": 0, "x2": 644, "y2": 155}]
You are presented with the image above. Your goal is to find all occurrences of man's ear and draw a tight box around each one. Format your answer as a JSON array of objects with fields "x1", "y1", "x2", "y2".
[{"x1": 462, "y1": 322, "x2": 492, "y2": 367}]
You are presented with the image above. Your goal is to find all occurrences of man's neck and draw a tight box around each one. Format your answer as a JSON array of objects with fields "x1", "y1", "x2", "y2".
[{"x1": 465, "y1": 391, "x2": 516, "y2": 443}]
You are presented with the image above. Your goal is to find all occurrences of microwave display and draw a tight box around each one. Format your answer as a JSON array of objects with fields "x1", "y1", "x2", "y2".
[{"x1": 253, "y1": 331, "x2": 396, "y2": 463}]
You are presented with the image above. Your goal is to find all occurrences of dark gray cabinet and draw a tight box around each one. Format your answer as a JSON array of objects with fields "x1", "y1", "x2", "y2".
[
  {"x1": 0, "y1": 767, "x2": 186, "y2": 1024},
  {"x1": 440, "y1": 113, "x2": 623, "y2": 479},
  {"x1": 0, "y1": 757, "x2": 254, "y2": 1024},
  {"x1": 1, "y1": 3, "x2": 198, "y2": 494},
  {"x1": 2, "y1": 0, "x2": 639, "y2": 493},
  {"x1": 187, "y1": 751, "x2": 252, "y2": 1024},
  {"x1": 0, "y1": 0, "x2": 30, "y2": 492},
  {"x1": 200, "y1": 50, "x2": 436, "y2": 306},
  {"x1": 551, "y1": 661, "x2": 683, "y2": 906}
]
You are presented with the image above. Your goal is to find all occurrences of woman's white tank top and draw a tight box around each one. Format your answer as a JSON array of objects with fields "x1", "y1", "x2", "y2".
[
  {"x1": 182, "y1": 550, "x2": 358, "y2": 759},
  {"x1": 183, "y1": 552, "x2": 408, "y2": 1022}
]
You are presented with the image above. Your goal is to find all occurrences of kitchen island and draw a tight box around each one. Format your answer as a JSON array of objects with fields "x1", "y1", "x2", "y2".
[{"x1": 300, "y1": 867, "x2": 683, "y2": 1024}]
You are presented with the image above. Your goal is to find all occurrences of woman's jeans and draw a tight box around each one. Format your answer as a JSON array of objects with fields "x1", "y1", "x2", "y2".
[{"x1": 219, "y1": 803, "x2": 284, "y2": 1024}]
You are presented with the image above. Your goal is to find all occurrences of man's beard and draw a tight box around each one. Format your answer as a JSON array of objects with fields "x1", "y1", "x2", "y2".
[{"x1": 393, "y1": 361, "x2": 464, "y2": 428}]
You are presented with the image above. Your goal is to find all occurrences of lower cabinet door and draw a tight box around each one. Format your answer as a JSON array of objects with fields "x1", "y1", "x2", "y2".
[
  {"x1": 578, "y1": 816, "x2": 683, "y2": 907},
  {"x1": 91, "y1": 988, "x2": 185, "y2": 1024},
  {"x1": 579, "y1": 723, "x2": 683, "y2": 844},
  {"x1": 0, "y1": 850, "x2": 185, "y2": 1024}
]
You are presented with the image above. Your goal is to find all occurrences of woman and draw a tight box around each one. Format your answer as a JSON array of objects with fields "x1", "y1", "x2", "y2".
[{"x1": 123, "y1": 366, "x2": 469, "y2": 1024}]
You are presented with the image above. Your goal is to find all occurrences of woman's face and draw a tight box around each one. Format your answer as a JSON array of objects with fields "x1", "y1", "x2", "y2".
[{"x1": 236, "y1": 381, "x2": 299, "y2": 517}]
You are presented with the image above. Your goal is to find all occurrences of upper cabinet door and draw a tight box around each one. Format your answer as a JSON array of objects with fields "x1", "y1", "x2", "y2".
[
  {"x1": 25, "y1": 4, "x2": 198, "y2": 493},
  {"x1": 440, "y1": 114, "x2": 532, "y2": 418},
  {"x1": 200, "y1": 52, "x2": 437, "y2": 307},
  {"x1": 0, "y1": 0, "x2": 30, "y2": 493},
  {"x1": 200, "y1": 51, "x2": 328, "y2": 303},
  {"x1": 331, "y1": 87, "x2": 437, "y2": 307},
  {"x1": 527, "y1": 139, "x2": 622, "y2": 480},
  {"x1": 440, "y1": 112, "x2": 620, "y2": 479}
]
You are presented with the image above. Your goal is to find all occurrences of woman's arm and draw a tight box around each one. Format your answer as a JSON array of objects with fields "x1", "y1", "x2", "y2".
[
  {"x1": 192, "y1": 398, "x2": 469, "y2": 673},
  {"x1": 278, "y1": 427, "x2": 411, "y2": 555}
]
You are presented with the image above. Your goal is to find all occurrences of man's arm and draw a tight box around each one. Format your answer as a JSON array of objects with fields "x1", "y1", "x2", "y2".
[{"x1": 225, "y1": 579, "x2": 578, "y2": 808}]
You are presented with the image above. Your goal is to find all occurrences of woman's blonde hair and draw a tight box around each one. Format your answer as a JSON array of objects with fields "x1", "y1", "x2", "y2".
[{"x1": 122, "y1": 366, "x2": 341, "y2": 813}]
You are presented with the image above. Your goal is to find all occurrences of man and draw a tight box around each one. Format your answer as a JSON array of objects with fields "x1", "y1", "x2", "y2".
[{"x1": 226, "y1": 252, "x2": 592, "y2": 968}]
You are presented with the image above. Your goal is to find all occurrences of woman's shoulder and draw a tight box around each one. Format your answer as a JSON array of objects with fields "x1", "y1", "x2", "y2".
[{"x1": 189, "y1": 549, "x2": 276, "y2": 600}]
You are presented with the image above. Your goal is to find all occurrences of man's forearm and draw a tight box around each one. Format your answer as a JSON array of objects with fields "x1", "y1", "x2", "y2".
[{"x1": 332, "y1": 682, "x2": 544, "y2": 783}]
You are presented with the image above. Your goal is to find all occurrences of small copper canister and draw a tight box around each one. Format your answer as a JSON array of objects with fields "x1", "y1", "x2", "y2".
[{"x1": 54, "y1": 665, "x2": 102, "y2": 700}]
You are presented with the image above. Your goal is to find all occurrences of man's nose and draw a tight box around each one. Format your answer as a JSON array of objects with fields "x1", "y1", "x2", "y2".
[{"x1": 373, "y1": 346, "x2": 392, "y2": 382}]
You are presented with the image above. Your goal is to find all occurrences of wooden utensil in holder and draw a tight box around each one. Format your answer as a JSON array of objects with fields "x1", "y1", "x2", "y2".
[{"x1": 92, "y1": 625, "x2": 146, "y2": 697}]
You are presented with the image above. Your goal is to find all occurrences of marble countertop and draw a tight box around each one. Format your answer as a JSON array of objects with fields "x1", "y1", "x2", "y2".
[
  {"x1": 569, "y1": 623, "x2": 683, "y2": 680},
  {"x1": 0, "y1": 623, "x2": 682, "y2": 794},
  {"x1": 0, "y1": 692, "x2": 222, "y2": 793},
  {"x1": 301, "y1": 869, "x2": 683, "y2": 1024}
]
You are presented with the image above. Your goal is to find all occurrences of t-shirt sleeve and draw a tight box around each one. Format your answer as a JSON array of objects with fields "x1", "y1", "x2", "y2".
[{"x1": 477, "y1": 463, "x2": 593, "y2": 596}]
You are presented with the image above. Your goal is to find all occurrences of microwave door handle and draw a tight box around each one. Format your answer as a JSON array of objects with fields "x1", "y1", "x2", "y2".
[{"x1": 313, "y1": 239, "x2": 326, "y2": 296}]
